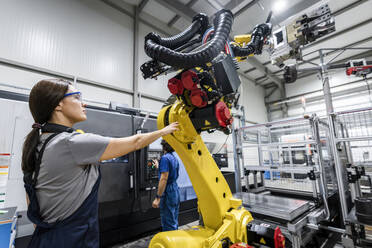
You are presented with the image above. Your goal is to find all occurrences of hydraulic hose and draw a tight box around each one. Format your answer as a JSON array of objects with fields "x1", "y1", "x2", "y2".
[
  {"x1": 230, "y1": 23, "x2": 272, "y2": 57},
  {"x1": 146, "y1": 13, "x2": 208, "y2": 50},
  {"x1": 144, "y1": 10, "x2": 234, "y2": 68}
]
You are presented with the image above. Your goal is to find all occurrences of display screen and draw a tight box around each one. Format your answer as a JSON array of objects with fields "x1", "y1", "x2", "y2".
[
  {"x1": 101, "y1": 154, "x2": 129, "y2": 164},
  {"x1": 149, "y1": 138, "x2": 162, "y2": 150}
]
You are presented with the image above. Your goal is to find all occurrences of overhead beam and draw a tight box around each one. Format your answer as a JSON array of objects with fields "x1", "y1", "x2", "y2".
[
  {"x1": 224, "y1": 0, "x2": 257, "y2": 14},
  {"x1": 238, "y1": 71, "x2": 256, "y2": 84},
  {"x1": 168, "y1": 0, "x2": 199, "y2": 27},
  {"x1": 206, "y1": 0, "x2": 221, "y2": 11},
  {"x1": 243, "y1": 0, "x2": 320, "y2": 34},
  {"x1": 246, "y1": 57, "x2": 285, "y2": 95},
  {"x1": 333, "y1": 0, "x2": 369, "y2": 16},
  {"x1": 231, "y1": 0, "x2": 260, "y2": 17},
  {"x1": 270, "y1": 0, "x2": 320, "y2": 27},
  {"x1": 138, "y1": 0, "x2": 150, "y2": 12},
  {"x1": 102, "y1": 0, "x2": 180, "y2": 36},
  {"x1": 155, "y1": 0, "x2": 198, "y2": 23},
  {"x1": 265, "y1": 86, "x2": 278, "y2": 99}
]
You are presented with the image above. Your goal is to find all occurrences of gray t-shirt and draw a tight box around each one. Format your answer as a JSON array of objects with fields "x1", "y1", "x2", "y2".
[{"x1": 35, "y1": 132, "x2": 110, "y2": 223}]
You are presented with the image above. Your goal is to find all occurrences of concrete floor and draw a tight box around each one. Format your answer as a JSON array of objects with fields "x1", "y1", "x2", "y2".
[{"x1": 110, "y1": 221, "x2": 199, "y2": 248}]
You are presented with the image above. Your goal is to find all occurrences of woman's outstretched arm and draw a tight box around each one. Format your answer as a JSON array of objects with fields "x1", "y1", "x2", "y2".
[{"x1": 99, "y1": 122, "x2": 179, "y2": 161}]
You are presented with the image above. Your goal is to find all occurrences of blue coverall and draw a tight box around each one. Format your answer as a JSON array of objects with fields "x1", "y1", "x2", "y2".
[
  {"x1": 174, "y1": 152, "x2": 196, "y2": 202},
  {"x1": 158, "y1": 152, "x2": 180, "y2": 231}
]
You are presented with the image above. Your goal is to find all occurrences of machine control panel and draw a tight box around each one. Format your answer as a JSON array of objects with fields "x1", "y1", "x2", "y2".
[
  {"x1": 146, "y1": 151, "x2": 161, "y2": 181},
  {"x1": 213, "y1": 153, "x2": 228, "y2": 168}
]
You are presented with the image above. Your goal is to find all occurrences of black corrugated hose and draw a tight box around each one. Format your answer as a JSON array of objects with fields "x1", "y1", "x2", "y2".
[
  {"x1": 230, "y1": 23, "x2": 272, "y2": 57},
  {"x1": 146, "y1": 13, "x2": 208, "y2": 50},
  {"x1": 144, "y1": 10, "x2": 234, "y2": 69}
]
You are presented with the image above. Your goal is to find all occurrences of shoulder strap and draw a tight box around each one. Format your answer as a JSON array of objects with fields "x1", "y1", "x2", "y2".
[
  {"x1": 31, "y1": 133, "x2": 60, "y2": 186},
  {"x1": 42, "y1": 123, "x2": 74, "y2": 133}
]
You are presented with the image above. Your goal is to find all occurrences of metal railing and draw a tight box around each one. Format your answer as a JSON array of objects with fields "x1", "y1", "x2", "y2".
[
  {"x1": 335, "y1": 107, "x2": 372, "y2": 167},
  {"x1": 235, "y1": 115, "x2": 336, "y2": 197}
]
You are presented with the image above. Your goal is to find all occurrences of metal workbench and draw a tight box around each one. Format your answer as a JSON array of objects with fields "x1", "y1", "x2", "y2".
[{"x1": 234, "y1": 192, "x2": 310, "y2": 221}]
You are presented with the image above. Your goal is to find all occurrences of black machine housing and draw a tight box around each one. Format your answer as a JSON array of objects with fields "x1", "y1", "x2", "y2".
[{"x1": 74, "y1": 107, "x2": 199, "y2": 247}]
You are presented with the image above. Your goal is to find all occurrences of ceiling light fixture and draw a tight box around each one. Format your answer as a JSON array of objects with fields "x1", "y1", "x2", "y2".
[{"x1": 273, "y1": 0, "x2": 286, "y2": 14}]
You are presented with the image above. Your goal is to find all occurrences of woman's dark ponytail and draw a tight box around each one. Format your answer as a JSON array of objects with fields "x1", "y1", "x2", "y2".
[
  {"x1": 21, "y1": 79, "x2": 71, "y2": 175},
  {"x1": 22, "y1": 129, "x2": 41, "y2": 174}
]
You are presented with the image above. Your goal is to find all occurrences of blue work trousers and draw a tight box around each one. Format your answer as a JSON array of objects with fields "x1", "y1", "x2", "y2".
[{"x1": 160, "y1": 183, "x2": 180, "y2": 231}]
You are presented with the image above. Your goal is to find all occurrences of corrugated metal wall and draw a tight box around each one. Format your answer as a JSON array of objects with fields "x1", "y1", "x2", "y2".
[
  {"x1": 0, "y1": 0, "x2": 268, "y2": 118},
  {"x1": 0, "y1": 0, "x2": 133, "y2": 87}
]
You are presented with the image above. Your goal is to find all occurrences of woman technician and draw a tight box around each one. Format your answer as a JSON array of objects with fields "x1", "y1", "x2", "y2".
[
  {"x1": 22, "y1": 79, "x2": 178, "y2": 248},
  {"x1": 152, "y1": 139, "x2": 180, "y2": 231}
]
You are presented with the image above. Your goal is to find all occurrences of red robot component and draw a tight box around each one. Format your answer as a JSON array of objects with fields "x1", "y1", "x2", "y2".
[
  {"x1": 346, "y1": 66, "x2": 372, "y2": 77},
  {"x1": 167, "y1": 78, "x2": 184, "y2": 95},
  {"x1": 190, "y1": 89, "x2": 208, "y2": 108},
  {"x1": 274, "y1": 227, "x2": 286, "y2": 248},
  {"x1": 215, "y1": 101, "x2": 233, "y2": 127},
  {"x1": 181, "y1": 70, "x2": 199, "y2": 90},
  {"x1": 346, "y1": 59, "x2": 372, "y2": 77}
]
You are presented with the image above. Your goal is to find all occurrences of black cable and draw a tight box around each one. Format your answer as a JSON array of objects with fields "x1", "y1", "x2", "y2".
[
  {"x1": 145, "y1": 10, "x2": 233, "y2": 68},
  {"x1": 215, "y1": 135, "x2": 229, "y2": 154},
  {"x1": 366, "y1": 175, "x2": 372, "y2": 193},
  {"x1": 230, "y1": 22, "x2": 272, "y2": 56},
  {"x1": 364, "y1": 76, "x2": 372, "y2": 105},
  {"x1": 146, "y1": 13, "x2": 208, "y2": 50}
]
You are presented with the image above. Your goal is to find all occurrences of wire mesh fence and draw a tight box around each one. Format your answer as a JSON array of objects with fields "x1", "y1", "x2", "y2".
[
  {"x1": 238, "y1": 117, "x2": 322, "y2": 192},
  {"x1": 335, "y1": 107, "x2": 372, "y2": 167}
]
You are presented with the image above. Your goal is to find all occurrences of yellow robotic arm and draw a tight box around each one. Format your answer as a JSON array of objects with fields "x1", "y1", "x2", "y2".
[
  {"x1": 231, "y1": 34, "x2": 253, "y2": 62},
  {"x1": 141, "y1": 9, "x2": 284, "y2": 248},
  {"x1": 150, "y1": 101, "x2": 252, "y2": 248}
]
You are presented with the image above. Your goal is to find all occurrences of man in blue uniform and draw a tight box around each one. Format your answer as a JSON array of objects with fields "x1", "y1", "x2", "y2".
[
  {"x1": 173, "y1": 152, "x2": 196, "y2": 202},
  {"x1": 152, "y1": 140, "x2": 180, "y2": 231}
]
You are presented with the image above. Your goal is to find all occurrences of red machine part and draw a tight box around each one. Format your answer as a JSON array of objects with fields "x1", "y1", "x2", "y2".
[
  {"x1": 230, "y1": 243, "x2": 253, "y2": 248},
  {"x1": 215, "y1": 101, "x2": 233, "y2": 127},
  {"x1": 190, "y1": 89, "x2": 208, "y2": 108},
  {"x1": 346, "y1": 66, "x2": 372, "y2": 77},
  {"x1": 181, "y1": 70, "x2": 199, "y2": 90},
  {"x1": 274, "y1": 227, "x2": 286, "y2": 248},
  {"x1": 168, "y1": 78, "x2": 184, "y2": 95}
]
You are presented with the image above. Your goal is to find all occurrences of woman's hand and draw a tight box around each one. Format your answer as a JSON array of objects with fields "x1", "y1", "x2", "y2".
[
  {"x1": 161, "y1": 122, "x2": 179, "y2": 136},
  {"x1": 152, "y1": 198, "x2": 160, "y2": 208}
]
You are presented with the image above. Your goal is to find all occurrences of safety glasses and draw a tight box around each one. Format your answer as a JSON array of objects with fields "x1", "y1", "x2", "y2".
[{"x1": 63, "y1": 91, "x2": 82, "y2": 102}]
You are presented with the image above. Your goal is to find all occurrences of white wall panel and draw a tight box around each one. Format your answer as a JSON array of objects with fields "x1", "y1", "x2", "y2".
[
  {"x1": 0, "y1": 0, "x2": 134, "y2": 90},
  {"x1": 0, "y1": 64, "x2": 133, "y2": 109},
  {"x1": 0, "y1": 0, "x2": 269, "y2": 114},
  {"x1": 140, "y1": 97, "x2": 166, "y2": 113},
  {"x1": 240, "y1": 77, "x2": 267, "y2": 123},
  {"x1": 0, "y1": 99, "x2": 32, "y2": 212},
  {"x1": 0, "y1": 64, "x2": 47, "y2": 95},
  {"x1": 77, "y1": 82, "x2": 133, "y2": 108}
]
